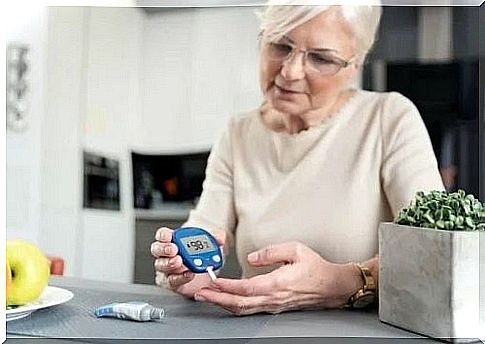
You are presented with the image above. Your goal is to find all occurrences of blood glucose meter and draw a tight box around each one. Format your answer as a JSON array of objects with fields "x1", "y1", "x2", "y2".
[{"x1": 172, "y1": 227, "x2": 223, "y2": 275}]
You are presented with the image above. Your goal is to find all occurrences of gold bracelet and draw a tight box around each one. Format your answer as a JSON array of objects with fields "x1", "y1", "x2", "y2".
[{"x1": 345, "y1": 262, "x2": 377, "y2": 309}]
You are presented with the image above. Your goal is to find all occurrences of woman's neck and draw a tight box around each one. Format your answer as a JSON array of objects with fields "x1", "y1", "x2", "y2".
[{"x1": 261, "y1": 89, "x2": 356, "y2": 135}]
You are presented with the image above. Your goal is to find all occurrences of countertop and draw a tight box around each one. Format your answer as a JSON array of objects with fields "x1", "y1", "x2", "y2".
[{"x1": 6, "y1": 276, "x2": 443, "y2": 344}]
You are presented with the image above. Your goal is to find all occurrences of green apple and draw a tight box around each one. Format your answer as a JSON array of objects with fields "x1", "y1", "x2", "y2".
[
  {"x1": 6, "y1": 257, "x2": 12, "y2": 302},
  {"x1": 6, "y1": 240, "x2": 50, "y2": 306}
]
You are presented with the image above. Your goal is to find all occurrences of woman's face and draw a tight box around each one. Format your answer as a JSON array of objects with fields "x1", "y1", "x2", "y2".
[{"x1": 259, "y1": 9, "x2": 360, "y2": 116}]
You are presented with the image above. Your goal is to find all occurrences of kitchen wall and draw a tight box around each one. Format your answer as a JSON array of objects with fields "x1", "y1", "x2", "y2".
[
  {"x1": 7, "y1": 5, "x2": 144, "y2": 282},
  {"x1": 43, "y1": 6, "x2": 144, "y2": 282},
  {"x1": 139, "y1": 6, "x2": 262, "y2": 152},
  {"x1": 79, "y1": 7, "x2": 144, "y2": 282},
  {"x1": 39, "y1": 7, "x2": 85, "y2": 277},
  {"x1": 6, "y1": 5, "x2": 48, "y2": 245}
]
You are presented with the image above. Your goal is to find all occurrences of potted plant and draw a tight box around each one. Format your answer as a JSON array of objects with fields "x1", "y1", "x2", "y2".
[{"x1": 378, "y1": 190, "x2": 484, "y2": 343}]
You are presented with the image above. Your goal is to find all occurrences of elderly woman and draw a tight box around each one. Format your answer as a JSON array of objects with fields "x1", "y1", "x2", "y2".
[{"x1": 150, "y1": 3, "x2": 444, "y2": 315}]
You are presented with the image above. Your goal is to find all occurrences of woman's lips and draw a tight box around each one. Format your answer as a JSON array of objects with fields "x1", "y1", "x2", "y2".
[{"x1": 274, "y1": 84, "x2": 303, "y2": 99}]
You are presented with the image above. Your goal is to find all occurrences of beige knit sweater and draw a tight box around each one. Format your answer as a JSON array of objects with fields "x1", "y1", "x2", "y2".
[{"x1": 184, "y1": 90, "x2": 444, "y2": 278}]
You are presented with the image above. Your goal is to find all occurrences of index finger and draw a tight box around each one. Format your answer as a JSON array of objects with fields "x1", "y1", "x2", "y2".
[
  {"x1": 155, "y1": 227, "x2": 173, "y2": 242},
  {"x1": 211, "y1": 274, "x2": 277, "y2": 297},
  {"x1": 247, "y1": 241, "x2": 302, "y2": 267}
]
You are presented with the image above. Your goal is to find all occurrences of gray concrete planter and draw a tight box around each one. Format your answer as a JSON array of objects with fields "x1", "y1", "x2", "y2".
[{"x1": 378, "y1": 222, "x2": 482, "y2": 342}]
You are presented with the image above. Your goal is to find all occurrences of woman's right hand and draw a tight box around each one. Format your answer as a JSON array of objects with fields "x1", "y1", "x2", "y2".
[{"x1": 151, "y1": 227, "x2": 226, "y2": 299}]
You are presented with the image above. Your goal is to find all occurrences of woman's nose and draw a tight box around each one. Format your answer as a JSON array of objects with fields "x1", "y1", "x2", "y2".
[{"x1": 279, "y1": 52, "x2": 305, "y2": 81}]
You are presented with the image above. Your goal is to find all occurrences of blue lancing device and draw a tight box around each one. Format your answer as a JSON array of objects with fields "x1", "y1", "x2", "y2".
[{"x1": 172, "y1": 227, "x2": 223, "y2": 274}]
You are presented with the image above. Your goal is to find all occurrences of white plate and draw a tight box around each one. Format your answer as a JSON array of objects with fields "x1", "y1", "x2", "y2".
[{"x1": 6, "y1": 286, "x2": 74, "y2": 322}]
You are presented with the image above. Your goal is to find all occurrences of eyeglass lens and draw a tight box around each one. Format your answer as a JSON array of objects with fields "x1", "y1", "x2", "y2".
[{"x1": 268, "y1": 42, "x2": 342, "y2": 75}]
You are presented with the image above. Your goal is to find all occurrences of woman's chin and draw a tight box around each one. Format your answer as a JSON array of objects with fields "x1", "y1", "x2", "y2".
[{"x1": 272, "y1": 101, "x2": 306, "y2": 116}]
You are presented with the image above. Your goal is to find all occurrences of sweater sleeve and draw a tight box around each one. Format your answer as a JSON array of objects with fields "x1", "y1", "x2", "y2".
[
  {"x1": 182, "y1": 118, "x2": 237, "y2": 248},
  {"x1": 380, "y1": 92, "x2": 445, "y2": 218}
]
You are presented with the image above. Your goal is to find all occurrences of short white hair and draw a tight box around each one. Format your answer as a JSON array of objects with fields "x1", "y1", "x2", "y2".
[{"x1": 258, "y1": 1, "x2": 382, "y2": 61}]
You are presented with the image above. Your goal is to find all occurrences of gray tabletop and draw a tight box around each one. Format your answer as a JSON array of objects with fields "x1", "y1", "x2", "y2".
[{"x1": 6, "y1": 276, "x2": 436, "y2": 344}]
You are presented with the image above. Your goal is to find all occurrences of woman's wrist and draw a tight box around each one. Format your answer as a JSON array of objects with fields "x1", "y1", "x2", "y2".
[
  {"x1": 331, "y1": 262, "x2": 365, "y2": 308},
  {"x1": 334, "y1": 256, "x2": 380, "y2": 308}
]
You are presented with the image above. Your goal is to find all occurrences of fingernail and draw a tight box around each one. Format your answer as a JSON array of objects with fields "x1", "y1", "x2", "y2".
[
  {"x1": 247, "y1": 252, "x2": 258, "y2": 263},
  {"x1": 183, "y1": 271, "x2": 192, "y2": 278},
  {"x1": 168, "y1": 258, "x2": 176, "y2": 267},
  {"x1": 194, "y1": 294, "x2": 206, "y2": 302}
]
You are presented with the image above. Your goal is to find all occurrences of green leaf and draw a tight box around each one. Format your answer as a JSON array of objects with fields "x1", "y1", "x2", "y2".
[
  {"x1": 472, "y1": 202, "x2": 482, "y2": 211},
  {"x1": 406, "y1": 216, "x2": 416, "y2": 223},
  {"x1": 424, "y1": 213, "x2": 435, "y2": 224},
  {"x1": 465, "y1": 217, "x2": 476, "y2": 229},
  {"x1": 393, "y1": 190, "x2": 484, "y2": 231},
  {"x1": 428, "y1": 201, "x2": 438, "y2": 211},
  {"x1": 444, "y1": 221, "x2": 454, "y2": 230}
]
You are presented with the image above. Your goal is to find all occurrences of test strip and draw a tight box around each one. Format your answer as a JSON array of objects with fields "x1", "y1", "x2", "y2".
[{"x1": 206, "y1": 266, "x2": 217, "y2": 281}]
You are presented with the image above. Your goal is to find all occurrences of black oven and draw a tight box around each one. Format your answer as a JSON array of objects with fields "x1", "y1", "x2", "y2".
[
  {"x1": 132, "y1": 151, "x2": 210, "y2": 209},
  {"x1": 83, "y1": 151, "x2": 121, "y2": 210}
]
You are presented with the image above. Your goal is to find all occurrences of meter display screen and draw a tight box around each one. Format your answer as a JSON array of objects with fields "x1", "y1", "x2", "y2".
[{"x1": 181, "y1": 235, "x2": 215, "y2": 255}]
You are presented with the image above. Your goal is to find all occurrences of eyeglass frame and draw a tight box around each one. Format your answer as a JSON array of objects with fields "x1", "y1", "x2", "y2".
[{"x1": 259, "y1": 34, "x2": 355, "y2": 77}]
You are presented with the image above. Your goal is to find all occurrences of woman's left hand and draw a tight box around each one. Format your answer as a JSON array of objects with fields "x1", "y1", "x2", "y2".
[{"x1": 194, "y1": 241, "x2": 362, "y2": 315}]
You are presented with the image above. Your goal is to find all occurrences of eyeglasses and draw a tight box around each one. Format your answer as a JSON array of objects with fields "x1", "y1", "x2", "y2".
[{"x1": 265, "y1": 40, "x2": 353, "y2": 77}]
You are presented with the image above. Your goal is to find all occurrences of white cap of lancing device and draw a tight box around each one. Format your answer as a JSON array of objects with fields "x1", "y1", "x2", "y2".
[{"x1": 206, "y1": 266, "x2": 217, "y2": 281}]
